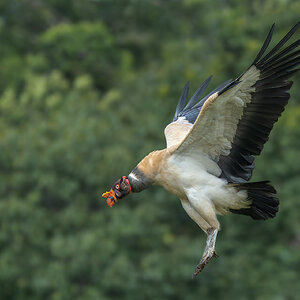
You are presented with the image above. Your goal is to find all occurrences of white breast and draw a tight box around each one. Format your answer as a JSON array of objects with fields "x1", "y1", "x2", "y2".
[{"x1": 157, "y1": 154, "x2": 248, "y2": 214}]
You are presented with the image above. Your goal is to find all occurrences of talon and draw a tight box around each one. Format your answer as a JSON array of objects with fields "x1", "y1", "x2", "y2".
[
  {"x1": 193, "y1": 262, "x2": 205, "y2": 277},
  {"x1": 193, "y1": 266, "x2": 204, "y2": 277},
  {"x1": 192, "y1": 250, "x2": 219, "y2": 277}
]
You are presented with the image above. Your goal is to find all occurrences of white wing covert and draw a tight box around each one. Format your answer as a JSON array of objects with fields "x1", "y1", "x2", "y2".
[{"x1": 173, "y1": 66, "x2": 260, "y2": 161}]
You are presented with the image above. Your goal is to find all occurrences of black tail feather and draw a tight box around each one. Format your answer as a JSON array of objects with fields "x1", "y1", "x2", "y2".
[{"x1": 230, "y1": 181, "x2": 279, "y2": 220}]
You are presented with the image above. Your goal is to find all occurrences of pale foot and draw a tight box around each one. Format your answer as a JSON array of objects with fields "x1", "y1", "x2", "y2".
[{"x1": 192, "y1": 228, "x2": 218, "y2": 277}]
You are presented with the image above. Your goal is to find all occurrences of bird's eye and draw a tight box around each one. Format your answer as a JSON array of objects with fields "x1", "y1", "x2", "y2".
[{"x1": 115, "y1": 184, "x2": 120, "y2": 189}]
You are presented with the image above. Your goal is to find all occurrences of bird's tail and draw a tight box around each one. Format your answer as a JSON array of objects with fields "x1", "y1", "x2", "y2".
[{"x1": 230, "y1": 181, "x2": 279, "y2": 220}]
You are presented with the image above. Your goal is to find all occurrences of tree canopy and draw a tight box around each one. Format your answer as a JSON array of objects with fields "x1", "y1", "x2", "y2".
[{"x1": 0, "y1": 1, "x2": 300, "y2": 299}]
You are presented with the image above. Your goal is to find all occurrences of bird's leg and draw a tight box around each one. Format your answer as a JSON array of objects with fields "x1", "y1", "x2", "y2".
[
  {"x1": 193, "y1": 228, "x2": 218, "y2": 277},
  {"x1": 180, "y1": 198, "x2": 219, "y2": 276}
]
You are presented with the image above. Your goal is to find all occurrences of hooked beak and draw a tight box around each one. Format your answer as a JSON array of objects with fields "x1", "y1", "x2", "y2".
[{"x1": 102, "y1": 189, "x2": 117, "y2": 207}]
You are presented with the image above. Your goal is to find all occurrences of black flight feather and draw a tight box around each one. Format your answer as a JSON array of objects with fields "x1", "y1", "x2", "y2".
[
  {"x1": 174, "y1": 81, "x2": 190, "y2": 121},
  {"x1": 257, "y1": 21, "x2": 300, "y2": 66},
  {"x1": 183, "y1": 76, "x2": 212, "y2": 111},
  {"x1": 252, "y1": 23, "x2": 275, "y2": 66}
]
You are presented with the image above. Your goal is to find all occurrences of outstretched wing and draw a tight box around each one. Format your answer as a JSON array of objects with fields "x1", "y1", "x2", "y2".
[
  {"x1": 164, "y1": 77, "x2": 233, "y2": 148},
  {"x1": 170, "y1": 22, "x2": 300, "y2": 182}
]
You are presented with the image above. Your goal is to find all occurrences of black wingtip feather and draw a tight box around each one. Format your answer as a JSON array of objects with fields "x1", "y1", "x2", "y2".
[
  {"x1": 174, "y1": 81, "x2": 190, "y2": 119},
  {"x1": 262, "y1": 41, "x2": 300, "y2": 70},
  {"x1": 183, "y1": 76, "x2": 212, "y2": 111},
  {"x1": 258, "y1": 21, "x2": 300, "y2": 66},
  {"x1": 252, "y1": 23, "x2": 275, "y2": 66}
]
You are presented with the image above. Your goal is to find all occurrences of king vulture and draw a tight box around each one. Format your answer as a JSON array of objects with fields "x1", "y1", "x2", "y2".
[{"x1": 102, "y1": 22, "x2": 300, "y2": 276}]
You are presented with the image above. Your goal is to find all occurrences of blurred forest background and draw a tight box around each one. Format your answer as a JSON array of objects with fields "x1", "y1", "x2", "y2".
[{"x1": 0, "y1": 0, "x2": 300, "y2": 299}]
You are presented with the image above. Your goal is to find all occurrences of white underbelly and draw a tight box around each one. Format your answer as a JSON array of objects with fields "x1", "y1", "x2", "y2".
[{"x1": 157, "y1": 154, "x2": 248, "y2": 214}]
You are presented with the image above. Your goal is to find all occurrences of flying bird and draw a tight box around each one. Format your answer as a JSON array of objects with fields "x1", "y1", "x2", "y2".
[{"x1": 102, "y1": 22, "x2": 300, "y2": 276}]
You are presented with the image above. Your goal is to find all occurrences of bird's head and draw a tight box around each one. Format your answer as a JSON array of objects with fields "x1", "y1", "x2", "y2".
[{"x1": 102, "y1": 176, "x2": 132, "y2": 207}]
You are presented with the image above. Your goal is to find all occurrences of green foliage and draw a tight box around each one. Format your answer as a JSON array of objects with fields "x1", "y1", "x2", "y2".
[
  {"x1": 0, "y1": 1, "x2": 300, "y2": 299},
  {"x1": 39, "y1": 22, "x2": 132, "y2": 90}
]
